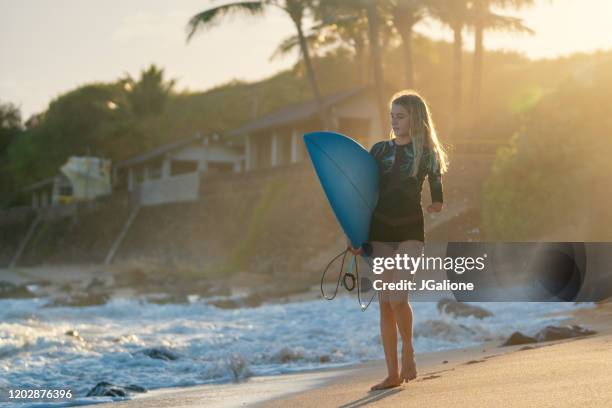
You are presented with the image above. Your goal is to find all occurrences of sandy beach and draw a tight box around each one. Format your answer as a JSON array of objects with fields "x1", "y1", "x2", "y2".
[
  {"x1": 87, "y1": 301, "x2": 612, "y2": 408},
  {"x1": 4, "y1": 2, "x2": 612, "y2": 408},
  {"x1": 260, "y1": 303, "x2": 612, "y2": 408}
]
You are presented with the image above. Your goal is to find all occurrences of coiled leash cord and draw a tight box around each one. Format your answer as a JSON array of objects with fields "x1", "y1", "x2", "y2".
[
  {"x1": 319, "y1": 248, "x2": 349, "y2": 301},
  {"x1": 320, "y1": 248, "x2": 376, "y2": 311}
]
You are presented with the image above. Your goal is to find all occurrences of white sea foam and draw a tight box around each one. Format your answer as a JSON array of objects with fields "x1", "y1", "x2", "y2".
[{"x1": 0, "y1": 295, "x2": 591, "y2": 407}]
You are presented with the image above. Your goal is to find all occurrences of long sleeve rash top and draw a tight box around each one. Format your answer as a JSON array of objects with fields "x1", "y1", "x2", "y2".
[{"x1": 369, "y1": 138, "x2": 444, "y2": 222}]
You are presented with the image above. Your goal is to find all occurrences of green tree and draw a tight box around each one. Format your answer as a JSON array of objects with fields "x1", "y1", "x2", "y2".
[
  {"x1": 6, "y1": 83, "x2": 127, "y2": 189},
  {"x1": 123, "y1": 64, "x2": 176, "y2": 117},
  {"x1": 0, "y1": 102, "x2": 24, "y2": 200},
  {"x1": 482, "y1": 57, "x2": 612, "y2": 240},
  {"x1": 321, "y1": 13, "x2": 371, "y2": 85},
  {"x1": 187, "y1": 1, "x2": 331, "y2": 127},
  {"x1": 316, "y1": 0, "x2": 390, "y2": 136},
  {"x1": 389, "y1": 0, "x2": 431, "y2": 88},
  {"x1": 428, "y1": 0, "x2": 471, "y2": 134},
  {"x1": 364, "y1": 0, "x2": 388, "y2": 135},
  {"x1": 270, "y1": 14, "x2": 370, "y2": 85},
  {"x1": 310, "y1": 2, "x2": 396, "y2": 88},
  {"x1": 469, "y1": 0, "x2": 534, "y2": 129},
  {"x1": 0, "y1": 102, "x2": 22, "y2": 154}
]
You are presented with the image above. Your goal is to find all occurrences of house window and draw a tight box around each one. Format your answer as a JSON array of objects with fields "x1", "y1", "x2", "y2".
[
  {"x1": 59, "y1": 185, "x2": 73, "y2": 196},
  {"x1": 170, "y1": 160, "x2": 198, "y2": 176},
  {"x1": 207, "y1": 161, "x2": 235, "y2": 173}
]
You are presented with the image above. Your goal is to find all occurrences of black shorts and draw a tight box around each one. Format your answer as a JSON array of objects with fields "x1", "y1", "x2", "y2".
[{"x1": 368, "y1": 209, "x2": 425, "y2": 243}]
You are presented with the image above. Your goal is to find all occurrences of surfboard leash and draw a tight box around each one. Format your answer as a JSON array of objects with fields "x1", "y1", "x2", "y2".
[
  {"x1": 320, "y1": 248, "x2": 376, "y2": 311},
  {"x1": 349, "y1": 254, "x2": 376, "y2": 311},
  {"x1": 320, "y1": 248, "x2": 349, "y2": 301}
]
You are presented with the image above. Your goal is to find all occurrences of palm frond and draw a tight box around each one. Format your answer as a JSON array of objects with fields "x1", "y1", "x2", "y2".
[
  {"x1": 491, "y1": 0, "x2": 535, "y2": 10},
  {"x1": 186, "y1": 1, "x2": 265, "y2": 43},
  {"x1": 269, "y1": 31, "x2": 333, "y2": 61},
  {"x1": 484, "y1": 13, "x2": 534, "y2": 35},
  {"x1": 270, "y1": 34, "x2": 302, "y2": 60}
]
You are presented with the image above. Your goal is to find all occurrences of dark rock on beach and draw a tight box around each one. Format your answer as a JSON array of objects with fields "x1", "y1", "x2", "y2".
[
  {"x1": 113, "y1": 267, "x2": 148, "y2": 288},
  {"x1": 207, "y1": 283, "x2": 311, "y2": 310},
  {"x1": 274, "y1": 347, "x2": 304, "y2": 363},
  {"x1": 502, "y1": 332, "x2": 538, "y2": 346},
  {"x1": 319, "y1": 355, "x2": 331, "y2": 363},
  {"x1": 243, "y1": 293, "x2": 263, "y2": 308},
  {"x1": 65, "y1": 329, "x2": 85, "y2": 341},
  {"x1": 45, "y1": 291, "x2": 110, "y2": 307},
  {"x1": 0, "y1": 281, "x2": 35, "y2": 298},
  {"x1": 208, "y1": 298, "x2": 242, "y2": 309},
  {"x1": 86, "y1": 381, "x2": 147, "y2": 397},
  {"x1": 85, "y1": 277, "x2": 108, "y2": 291},
  {"x1": 227, "y1": 353, "x2": 252, "y2": 382},
  {"x1": 139, "y1": 347, "x2": 179, "y2": 361},
  {"x1": 58, "y1": 282, "x2": 73, "y2": 293},
  {"x1": 502, "y1": 324, "x2": 596, "y2": 347},
  {"x1": 437, "y1": 298, "x2": 494, "y2": 319},
  {"x1": 206, "y1": 294, "x2": 264, "y2": 309},
  {"x1": 144, "y1": 292, "x2": 189, "y2": 304},
  {"x1": 534, "y1": 324, "x2": 597, "y2": 342}
]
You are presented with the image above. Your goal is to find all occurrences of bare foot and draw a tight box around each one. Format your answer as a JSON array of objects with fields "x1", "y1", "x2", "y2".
[
  {"x1": 370, "y1": 375, "x2": 403, "y2": 391},
  {"x1": 400, "y1": 346, "x2": 417, "y2": 382}
]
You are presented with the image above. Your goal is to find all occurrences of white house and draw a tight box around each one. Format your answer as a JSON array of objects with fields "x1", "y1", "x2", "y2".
[
  {"x1": 225, "y1": 86, "x2": 384, "y2": 171},
  {"x1": 113, "y1": 133, "x2": 243, "y2": 206},
  {"x1": 21, "y1": 176, "x2": 71, "y2": 208}
]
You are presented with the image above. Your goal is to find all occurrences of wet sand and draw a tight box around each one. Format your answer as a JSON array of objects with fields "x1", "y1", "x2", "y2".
[
  {"x1": 89, "y1": 301, "x2": 612, "y2": 408},
  {"x1": 260, "y1": 301, "x2": 612, "y2": 408}
]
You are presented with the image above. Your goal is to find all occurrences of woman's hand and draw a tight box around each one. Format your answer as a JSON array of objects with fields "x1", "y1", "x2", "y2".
[
  {"x1": 347, "y1": 245, "x2": 363, "y2": 256},
  {"x1": 427, "y1": 202, "x2": 443, "y2": 213}
]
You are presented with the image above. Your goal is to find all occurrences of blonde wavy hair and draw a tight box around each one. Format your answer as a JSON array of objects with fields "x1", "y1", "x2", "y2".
[{"x1": 389, "y1": 90, "x2": 449, "y2": 176}]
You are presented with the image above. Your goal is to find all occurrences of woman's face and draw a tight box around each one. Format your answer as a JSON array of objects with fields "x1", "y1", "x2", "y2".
[{"x1": 390, "y1": 103, "x2": 411, "y2": 138}]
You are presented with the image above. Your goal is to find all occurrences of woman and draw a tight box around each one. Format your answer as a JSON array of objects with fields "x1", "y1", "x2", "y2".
[{"x1": 350, "y1": 90, "x2": 448, "y2": 390}]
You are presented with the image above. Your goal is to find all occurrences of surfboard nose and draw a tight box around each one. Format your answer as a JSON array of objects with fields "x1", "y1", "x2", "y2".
[{"x1": 303, "y1": 132, "x2": 317, "y2": 145}]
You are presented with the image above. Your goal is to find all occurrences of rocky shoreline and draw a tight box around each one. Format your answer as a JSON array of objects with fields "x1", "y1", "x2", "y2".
[{"x1": 0, "y1": 261, "x2": 317, "y2": 309}]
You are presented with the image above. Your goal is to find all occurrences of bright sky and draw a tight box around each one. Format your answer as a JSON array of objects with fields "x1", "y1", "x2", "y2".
[{"x1": 1, "y1": 0, "x2": 611, "y2": 118}]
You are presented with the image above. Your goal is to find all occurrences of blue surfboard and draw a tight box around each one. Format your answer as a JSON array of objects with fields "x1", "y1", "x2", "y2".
[{"x1": 303, "y1": 131, "x2": 379, "y2": 249}]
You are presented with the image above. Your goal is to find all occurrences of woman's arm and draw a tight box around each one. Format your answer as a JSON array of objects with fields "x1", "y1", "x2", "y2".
[{"x1": 426, "y1": 149, "x2": 444, "y2": 213}]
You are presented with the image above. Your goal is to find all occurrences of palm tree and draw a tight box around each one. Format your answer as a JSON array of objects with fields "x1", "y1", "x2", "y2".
[
  {"x1": 428, "y1": 0, "x2": 472, "y2": 134},
  {"x1": 270, "y1": 18, "x2": 372, "y2": 85},
  {"x1": 469, "y1": 0, "x2": 534, "y2": 127},
  {"x1": 186, "y1": 1, "x2": 331, "y2": 127},
  {"x1": 122, "y1": 64, "x2": 176, "y2": 117},
  {"x1": 364, "y1": 1, "x2": 388, "y2": 136},
  {"x1": 333, "y1": 15, "x2": 371, "y2": 85},
  {"x1": 389, "y1": 0, "x2": 430, "y2": 88},
  {"x1": 269, "y1": 29, "x2": 322, "y2": 61},
  {"x1": 312, "y1": 0, "x2": 388, "y2": 137},
  {"x1": 307, "y1": 12, "x2": 372, "y2": 85}
]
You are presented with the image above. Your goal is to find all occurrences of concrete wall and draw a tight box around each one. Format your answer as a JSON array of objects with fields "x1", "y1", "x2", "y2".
[
  {"x1": 0, "y1": 207, "x2": 37, "y2": 266},
  {"x1": 1, "y1": 192, "x2": 133, "y2": 266},
  {"x1": 137, "y1": 172, "x2": 200, "y2": 206},
  {"x1": 0, "y1": 151, "x2": 504, "y2": 272}
]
